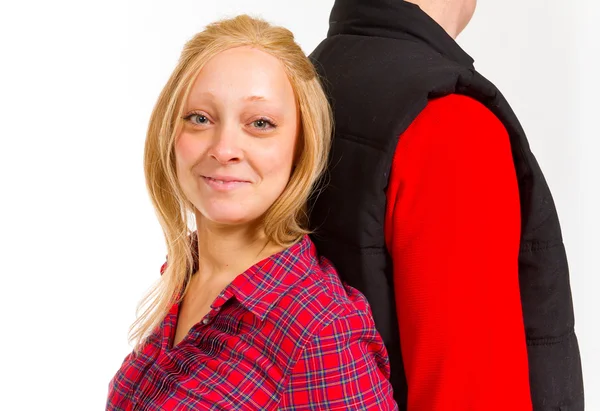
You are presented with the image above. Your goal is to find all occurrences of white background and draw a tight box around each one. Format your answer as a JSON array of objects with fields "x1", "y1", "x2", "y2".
[{"x1": 0, "y1": 0, "x2": 597, "y2": 409}]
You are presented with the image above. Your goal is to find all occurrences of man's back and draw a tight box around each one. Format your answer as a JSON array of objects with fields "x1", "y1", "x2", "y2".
[{"x1": 309, "y1": 0, "x2": 584, "y2": 409}]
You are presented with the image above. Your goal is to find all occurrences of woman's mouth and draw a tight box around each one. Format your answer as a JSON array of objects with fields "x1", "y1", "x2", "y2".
[{"x1": 201, "y1": 176, "x2": 251, "y2": 191}]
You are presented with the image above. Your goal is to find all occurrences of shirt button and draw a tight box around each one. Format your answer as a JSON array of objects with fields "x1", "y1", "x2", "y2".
[{"x1": 202, "y1": 317, "x2": 210, "y2": 325}]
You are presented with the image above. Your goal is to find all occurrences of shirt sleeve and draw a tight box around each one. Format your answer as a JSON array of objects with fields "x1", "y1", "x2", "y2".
[
  {"x1": 384, "y1": 94, "x2": 532, "y2": 410},
  {"x1": 278, "y1": 298, "x2": 398, "y2": 410}
]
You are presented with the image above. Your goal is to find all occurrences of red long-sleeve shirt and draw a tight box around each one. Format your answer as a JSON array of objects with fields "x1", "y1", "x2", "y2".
[{"x1": 385, "y1": 94, "x2": 533, "y2": 410}]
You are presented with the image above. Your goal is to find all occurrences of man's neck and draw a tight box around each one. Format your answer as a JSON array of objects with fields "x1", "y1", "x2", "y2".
[{"x1": 404, "y1": 0, "x2": 461, "y2": 39}]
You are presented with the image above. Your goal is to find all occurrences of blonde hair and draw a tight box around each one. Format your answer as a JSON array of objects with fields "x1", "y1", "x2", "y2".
[{"x1": 129, "y1": 15, "x2": 332, "y2": 350}]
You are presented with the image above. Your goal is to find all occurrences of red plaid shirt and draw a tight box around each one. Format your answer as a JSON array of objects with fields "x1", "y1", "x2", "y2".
[{"x1": 107, "y1": 235, "x2": 397, "y2": 410}]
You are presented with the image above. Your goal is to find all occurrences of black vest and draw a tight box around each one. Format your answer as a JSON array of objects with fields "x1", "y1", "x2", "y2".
[{"x1": 308, "y1": 1, "x2": 584, "y2": 409}]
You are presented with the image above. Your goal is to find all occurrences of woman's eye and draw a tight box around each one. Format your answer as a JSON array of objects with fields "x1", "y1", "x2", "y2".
[
  {"x1": 252, "y1": 119, "x2": 275, "y2": 130},
  {"x1": 185, "y1": 113, "x2": 210, "y2": 125},
  {"x1": 192, "y1": 114, "x2": 209, "y2": 124}
]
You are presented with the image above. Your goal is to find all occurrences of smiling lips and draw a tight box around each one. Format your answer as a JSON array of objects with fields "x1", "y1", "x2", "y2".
[{"x1": 201, "y1": 175, "x2": 251, "y2": 191}]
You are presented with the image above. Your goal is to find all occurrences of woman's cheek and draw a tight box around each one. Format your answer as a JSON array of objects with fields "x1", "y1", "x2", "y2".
[
  {"x1": 260, "y1": 152, "x2": 294, "y2": 185},
  {"x1": 175, "y1": 132, "x2": 201, "y2": 166}
]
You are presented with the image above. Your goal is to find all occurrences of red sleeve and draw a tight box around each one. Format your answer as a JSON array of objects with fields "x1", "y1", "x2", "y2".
[{"x1": 384, "y1": 94, "x2": 532, "y2": 410}]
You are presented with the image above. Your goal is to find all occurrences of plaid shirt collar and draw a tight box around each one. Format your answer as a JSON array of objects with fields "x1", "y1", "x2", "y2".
[{"x1": 188, "y1": 233, "x2": 317, "y2": 321}]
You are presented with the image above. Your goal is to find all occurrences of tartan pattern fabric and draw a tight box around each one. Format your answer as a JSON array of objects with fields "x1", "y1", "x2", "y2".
[{"x1": 107, "y1": 235, "x2": 397, "y2": 410}]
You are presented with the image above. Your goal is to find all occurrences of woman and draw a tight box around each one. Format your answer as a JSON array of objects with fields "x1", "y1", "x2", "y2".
[{"x1": 107, "y1": 15, "x2": 397, "y2": 410}]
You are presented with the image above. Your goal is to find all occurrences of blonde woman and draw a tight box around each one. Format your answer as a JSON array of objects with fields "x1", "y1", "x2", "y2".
[{"x1": 107, "y1": 15, "x2": 397, "y2": 410}]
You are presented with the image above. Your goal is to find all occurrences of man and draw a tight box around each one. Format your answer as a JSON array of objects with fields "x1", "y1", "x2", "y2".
[{"x1": 308, "y1": 0, "x2": 584, "y2": 409}]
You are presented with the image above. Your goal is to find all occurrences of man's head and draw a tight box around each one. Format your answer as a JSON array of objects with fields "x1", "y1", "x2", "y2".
[{"x1": 405, "y1": 0, "x2": 477, "y2": 38}]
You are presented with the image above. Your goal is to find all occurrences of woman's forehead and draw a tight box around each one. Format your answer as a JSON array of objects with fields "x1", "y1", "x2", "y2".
[{"x1": 186, "y1": 47, "x2": 295, "y2": 107}]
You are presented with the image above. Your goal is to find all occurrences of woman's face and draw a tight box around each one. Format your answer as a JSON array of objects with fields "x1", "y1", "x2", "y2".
[{"x1": 175, "y1": 46, "x2": 299, "y2": 227}]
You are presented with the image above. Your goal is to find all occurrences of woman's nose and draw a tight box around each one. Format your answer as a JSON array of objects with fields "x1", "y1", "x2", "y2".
[{"x1": 207, "y1": 126, "x2": 244, "y2": 164}]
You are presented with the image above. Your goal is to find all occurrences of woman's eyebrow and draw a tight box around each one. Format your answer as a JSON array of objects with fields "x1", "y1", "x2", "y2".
[{"x1": 243, "y1": 95, "x2": 269, "y2": 102}]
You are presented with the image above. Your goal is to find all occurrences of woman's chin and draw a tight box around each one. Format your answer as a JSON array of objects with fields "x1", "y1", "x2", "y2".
[{"x1": 200, "y1": 208, "x2": 261, "y2": 227}]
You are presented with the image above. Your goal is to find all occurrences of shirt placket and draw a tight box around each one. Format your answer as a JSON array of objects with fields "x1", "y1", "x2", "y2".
[{"x1": 200, "y1": 289, "x2": 230, "y2": 326}]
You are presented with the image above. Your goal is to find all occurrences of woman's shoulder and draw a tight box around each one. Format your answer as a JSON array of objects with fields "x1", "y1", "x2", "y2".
[
  {"x1": 298, "y1": 258, "x2": 381, "y2": 341},
  {"x1": 261, "y1": 241, "x2": 389, "y2": 380},
  {"x1": 264, "y1": 236, "x2": 376, "y2": 340},
  {"x1": 308, "y1": 253, "x2": 373, "y2": 319}
]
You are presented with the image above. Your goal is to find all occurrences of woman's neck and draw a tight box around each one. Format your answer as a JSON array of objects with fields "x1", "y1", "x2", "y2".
[{"x1": 194, "y1": 215, "x2": 285, "y2": 282}]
